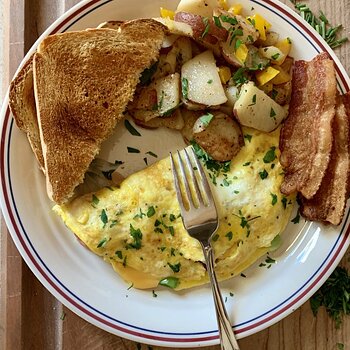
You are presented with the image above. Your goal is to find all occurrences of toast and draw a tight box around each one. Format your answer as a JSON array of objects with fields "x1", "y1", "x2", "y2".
[
  {"x1": 33, "y1": 19, "x2": 166, "y2": 204},
  {"x1": 9, "y1": 54, "x2": 45, "y2": 171}
]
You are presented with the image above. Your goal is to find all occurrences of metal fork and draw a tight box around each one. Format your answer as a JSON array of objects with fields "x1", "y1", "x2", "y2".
[{"x1": 170, "y1": 147, "x2": 240, "y2": 350}]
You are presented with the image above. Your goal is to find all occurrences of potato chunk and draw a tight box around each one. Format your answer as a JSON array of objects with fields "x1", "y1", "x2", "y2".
[
  {"x1": 181, "y1": 50, "x2": 227, "y2": 107},
  {"x1": 193, "y1": 112, "x2": 243, "y2": 161},
  {"x1": 234, "y1": 82, "x2": 286, "y2": 132}
]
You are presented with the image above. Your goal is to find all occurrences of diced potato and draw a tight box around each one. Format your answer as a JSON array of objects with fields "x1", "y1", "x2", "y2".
[
  {"x1": 263, "y1": 31, "x2": 280, "y2": 46},
  {"x1": 162, "y1": 34, "x2": 180, "y2": 48},
  {"x1": 256, "y1": 66, "x2": 280, "y2": 86},
  {"x1": 260, "y1": 81, "x2": 273, "y2": 94},
  {"x1": 181, "y1": 50, "x2": 227, "y2": 107},
  {"x1": 270, "y1": 81, "x2": 292, "y2": 105},
  {"x1": 259, "y1": 46, "x2": 285, "y2": 64},
  {"x1": 234, "y1": 82, "x2": 287, "y2": 132},
  {"x1": 193, "y1": 112, "x2": 244, "y2": 161},
  {"x1": 275, "y1": 38, "x2": 292, "y2": 65},
  {"x1": 154, "y1": 17, "x2": 193, "y2": 37},
  {"x1": 219, "y1": 66, "x2": 232, "y2": 84},
  {"x1": 181, "y1": 108, "x2": 203, "y2": 142},
  {"x1": 176, "y1": 0, "x2": 218, "y2": 17},
  {"x1": 246, "y1": 14, "x2": 271, "y2": 40},
  {"x1": 228, "y1": 4, "x2": 243, "y2": 15},
  {"x1": 173, "y1": 37, "x2": 193, "y2": 66},
  {"x1": 225, "y1": 85, "x2": 240, "y2": 106},
  {"x1": 236, "y1": 43, "x2": 248, "y2": 63},
  {"x1": 165, "y1": 47, "x2": 178, "y2": 73},
  {"x1": 281, "y1": 56, "x2": 294, "y2": 73},
  {"x1": 154, "y1": 73, "x2": 181, "y2": 115},
  {"x1": 244, "y1": 46, "x2": 269, "y2": 70},
  {"x1": 270, "y1": 65, "x2": 291, "y2": 85},
  {"x1": 160, "y1": 7, "x2": 175, "y2": 19}
]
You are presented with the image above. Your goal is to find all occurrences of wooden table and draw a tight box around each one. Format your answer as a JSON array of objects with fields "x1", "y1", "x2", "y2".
[{"x1": 1, "y1": 1, "x2": 349, "y2": 349}]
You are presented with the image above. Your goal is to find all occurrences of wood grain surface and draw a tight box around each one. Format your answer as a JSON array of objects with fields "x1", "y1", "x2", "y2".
[{"x1": 1, "y1": 0, "x2": 350, "y2": 349}]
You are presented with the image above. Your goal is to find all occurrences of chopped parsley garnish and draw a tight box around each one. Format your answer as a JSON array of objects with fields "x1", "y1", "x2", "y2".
[
  {"x1": 143, "y1": 157, "x2": 148, "y2": 165},
  {"x1": 97, "y1": 237, "x2": 109, "y2": 248},
  {"x1": 220, "y1": 15, "x2": 238, "y2": 25},
  {"x1": 127, "y1": 146, "x2": 140, "y2": 153},
  {"x1": 229, "y1": 28, "x2": 244, "y2": 45},
  {"x1": 154, "y1": 219, "x2": 161, "y2": 227},
  {"x1": 126, "y1": 224, "x2": 142, "y2": 250},
  {"x1": 259, "y1": 169, "x2": 268, "y2": 180},
  {"x1": 100, "y1": 209, "x2": 108, "y2": 228},
  {"x1": 171, "y1": 247, "x2": 176, "y2": 256},
  {"x1": 127, "y1": 283, "x2": 134, "y2": 290},
  {"x1": 241, "y1": 273, "x2": 247, "y2": 278},
  {"x1": 234, "y1": 190, "x2": 239, "y2": 194},
  {"x1": 146, "y1": 151, "x2": 158, "y2": 158},
  {"x1": 243, "y1": 162, "x2": 251, "y2": 166},
  {"x1": 207, "y1": 79, "x2": 213, "y2": 84},
  {"x1": 115, "y1": 250, "x2": 123, "y2": 259},
  {"x1": 270, "y1": 108, "x2": 277, "y2": 120},
  {"x1": 124, "y1": 120, "x2": 141, "y2": 136},
  {"x1": 169, "y1": 214, "x2": 176, "y2": 222},
  {"x1": 199, "y1": 113, "x2": 214, "y2": 127},
  {"x1": 147, "y1": 206, "x2": 156, "y2": 217},
  {"x1": 191, "y1": 141, "x2": 231, "y2": 183},
  {"x1": 222, "y1": 178, "x2": 230, "y2": 187},
  {"x1": 225, "y1": 231, "x2": 233, "y2": 241},
  {"x1": 201, "y1": 17, "x2": 210, "y2": 38},
  {"x1": 281, "y1": 197, "x2": 288, "y2": 209},
  {"x1": 181, "y1": 77, "x2": 189, "y2": 99},
  {"x1": 139, "y1": 61, "x2": 158, "y2": 86},
  {"x1": 102, "y1": 169, "x2": 115, "y2": 180},
  {"x1": 92, "y1": 194, "x2": 99, "y2": 206},
  {"x1": 213, "y1": 15, "x2": 222, "y2": 28},
  {"x1": 168, "y1": 262, "x2": 181, "y2": 273},
  {"x1": 263, "y1": 147, "x2": 276, "y2": 163},
  {"x1": 248, "y1": 94, "x2": 257, "y2": 106},
  {"x1": 310, "y1": 266, "x2": 350, "y2": 328},
  {"x1": 134, "y1": 208, "x2": 146, "y2": 219},
  {"x1": 168, "y1": 226, "x2": 175, "y2": 236},
  {"x1": 211, "y1": 234, "x2": 219, "y2": 242},
  {"x1": 234, "y1": 210, "x2": 261, "y2": 237},
  {"x1": 109, "y1": 219, "x2": 118, "y2": 228},
  {"x1": 265, "y1": 256, "x2": 276, "y2": 264},
  {"x1": 235, "y1": 39, "x2": 242, "y2": 50},
  {"x1": 271, "y1": 53, "x2": 280, "y2": 60},
  {"x1": 154, "y1": 227, "x2": 163, "y2": 233},
  {"x1": 244, "y1": 134, "x2": 252, "y2": 143},
  {"x1": 232, "y1": 67, "x2": 249, "y2": 86},
  {"x1": 291, "y1": 210, "x2": 301, "y2": 224},
  {"x1": 159, "y1": 276, "x2": 179, "y2": 289},
  {"x1": 152, "y1": 290, "x2": 158, "y2": 297},
  {"x1": 271, "y1": 89, "x2": 278, "y2": 100},
  {"x1": 270, "y1": 193, "x2": 278, "y2": 206}
]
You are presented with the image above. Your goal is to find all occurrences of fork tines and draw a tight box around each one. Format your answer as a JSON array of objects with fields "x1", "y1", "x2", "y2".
[{"x1": 170, "y1": 147, "x2": 214, "y2": 211}]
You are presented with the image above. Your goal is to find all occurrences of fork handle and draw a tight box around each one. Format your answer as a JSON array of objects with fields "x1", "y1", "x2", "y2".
[{"x1": 203, "y1": 245, "x2": 240, "y2": 350}]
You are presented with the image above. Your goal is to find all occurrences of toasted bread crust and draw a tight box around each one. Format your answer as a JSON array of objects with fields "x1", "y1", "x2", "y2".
[
  {"x1": 9, "y1": 54, "x2": 45, "y2": 171},
  {"x1": 33, "y1": 20, "x2": 166, "y2": 204}
]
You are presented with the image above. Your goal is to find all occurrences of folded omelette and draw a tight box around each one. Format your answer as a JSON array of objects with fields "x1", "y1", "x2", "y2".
[{"x1": 54, "y1": 127, "x2": 294, "y2": 290}]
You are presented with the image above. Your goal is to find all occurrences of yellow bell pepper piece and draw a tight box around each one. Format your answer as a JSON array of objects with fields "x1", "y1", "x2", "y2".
[
  {"x1": 275, "y1": 38, "x2": 292, "y2": 65},
  {"x1": 218, "y1": 0, "x2": 229, "y2": 10},
  {"x1": 270, "y1": 65, "x2": 291, "y2": 85},
  {"x1": 235, "y1": 43, "x2": 248, "y2": 64},
  {"x1": 256, "y1": 66, "x2": 280, "y2": 86},
  {"x1": 219, "y1": 66, "x2": 232, "y2": 84},
  {"x1": 228, "y1": 4, "x2": 243, "y2": 15},
  {"x1": 160, "y1": 7, "x2": 175, "y2": 20},
  {"x1": 246, "y1": 14, "x2": 271, "y2": 41}
]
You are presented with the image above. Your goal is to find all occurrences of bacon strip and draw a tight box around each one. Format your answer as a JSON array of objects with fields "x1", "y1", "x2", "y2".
[
  {"x1": 280, "y1": 53, "x2": 337, "y2": 199},
  {"x1": 300, "y1": 93, "x2": 350, "y2": 225}
]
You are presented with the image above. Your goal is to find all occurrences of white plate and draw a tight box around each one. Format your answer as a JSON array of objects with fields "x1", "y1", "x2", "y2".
[{"x1": 1, "y1": 0, "x2": 350, "y2": 347}]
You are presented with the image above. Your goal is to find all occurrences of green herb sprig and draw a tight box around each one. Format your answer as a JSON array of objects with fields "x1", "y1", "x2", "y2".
[
  {"x1": 310, "y1": 266, "x2": 350, "y2": 328},
  {"x1": 293, "y1": 3, "x2": 348, "y2": 49}
]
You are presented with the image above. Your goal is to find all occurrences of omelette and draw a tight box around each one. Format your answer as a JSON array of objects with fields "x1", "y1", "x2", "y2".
[{"x1": 54, "y1": 127, "x2": 295, "y2": 290}]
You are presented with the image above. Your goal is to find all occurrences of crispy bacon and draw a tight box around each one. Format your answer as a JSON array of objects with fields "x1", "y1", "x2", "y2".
[
  {"x1": 300, "y1": 93, "x2": 350, "y2": 225},
  {"x1": 279, "y1": 53, "x2": 337, "y2": 199}
]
